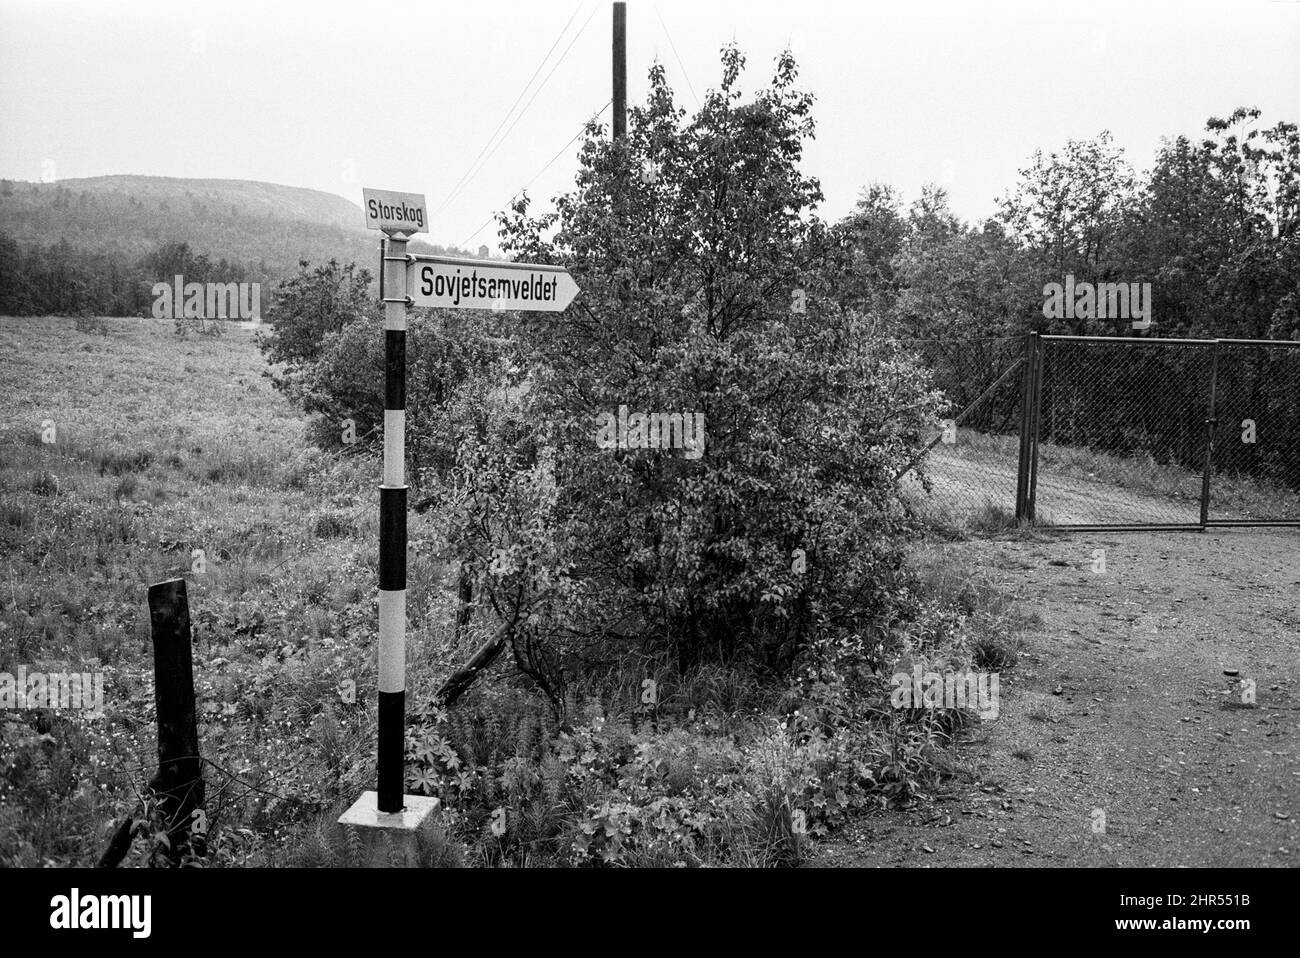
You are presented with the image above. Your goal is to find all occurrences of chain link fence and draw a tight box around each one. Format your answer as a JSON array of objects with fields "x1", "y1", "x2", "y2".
[
  {"x1": 1206, "y1": 341, "x2": 1300, "y2": 525},
  {"x1": 896, "y1": 336, "x2": 1025, "y2": 531},
  {"x1": 1030, "y1": 337, "x2": 1212, "y2": 528},
  {"x1": 897, "y1": 333, "x2": 1300, "y2": 532}
]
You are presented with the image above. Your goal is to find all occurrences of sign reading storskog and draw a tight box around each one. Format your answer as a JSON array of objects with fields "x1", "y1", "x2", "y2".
[{"x1": 362, "y1": 187, "x2": 428, "y2": 234}]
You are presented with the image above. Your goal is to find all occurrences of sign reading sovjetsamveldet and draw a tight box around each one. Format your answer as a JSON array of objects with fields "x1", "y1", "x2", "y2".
[{"x1": 407, "y1": 255, "x2": 578, "y2": 312}]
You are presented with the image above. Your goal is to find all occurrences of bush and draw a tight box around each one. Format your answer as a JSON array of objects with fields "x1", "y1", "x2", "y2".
[
  {"x1": 389, "y1": 636, "x2": 983, "y2": 867},
  {"x1": 29, "y1": 471, "x2": 60, "y2": 496},
  {"x1": 439, "y1": 49, "x2": 945, "y2": 701},
  {"x1": 256, "y1": 260, "x2": 377, "y2": 396}
]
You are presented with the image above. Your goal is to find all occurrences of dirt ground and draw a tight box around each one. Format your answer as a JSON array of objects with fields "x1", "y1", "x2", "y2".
[{"x1": 815, "y1": 526, "x2": 1299, "y2": 867}]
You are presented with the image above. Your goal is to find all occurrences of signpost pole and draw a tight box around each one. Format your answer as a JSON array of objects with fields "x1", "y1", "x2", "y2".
[
  {"x1": 339, "y1": 187, "x2": 437, "y2": 863},
  {"x1": 377, "y1": 231, "x2": 409, "y2": 813}
]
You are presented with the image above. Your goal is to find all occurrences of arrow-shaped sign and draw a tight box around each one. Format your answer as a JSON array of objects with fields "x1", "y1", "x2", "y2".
[{"x1": 407, "y1": 255, "x2": 579, "y2": 312}]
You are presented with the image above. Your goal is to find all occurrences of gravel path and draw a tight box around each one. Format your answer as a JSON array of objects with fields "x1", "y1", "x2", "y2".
[
  {"x1": 908, "y1": 446, "x2": 1202, "y2": 526},
  {"x1": 815, "y1": 527, "x2": 1299, "y2": 867}
]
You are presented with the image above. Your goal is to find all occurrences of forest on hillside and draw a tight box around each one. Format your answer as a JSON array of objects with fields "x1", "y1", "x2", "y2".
[
  {"x1": 0, "y1": 233, "x2": 276, "y2": 317},
  {"x1": 0, "y1": 176, "x2": 473, "y2": 313}
]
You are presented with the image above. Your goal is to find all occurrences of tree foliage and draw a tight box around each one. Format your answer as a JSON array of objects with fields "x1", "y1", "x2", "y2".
[
  {"x1": 435, "y1": 47, "x2": 943, "y2": 705},
  {"x1": 256, "y1": 259, "x2": 377, "y2": 396}
]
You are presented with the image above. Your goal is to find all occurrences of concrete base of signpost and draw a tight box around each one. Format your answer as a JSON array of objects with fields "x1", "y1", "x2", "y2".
[{"x1": 338, "y1": 791, "x2": 441, "y2": 867}]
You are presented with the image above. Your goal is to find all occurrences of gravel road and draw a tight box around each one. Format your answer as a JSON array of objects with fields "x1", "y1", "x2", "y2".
[{"x1": 815, "y1": 527, "x2": 1299, "y2": 867}]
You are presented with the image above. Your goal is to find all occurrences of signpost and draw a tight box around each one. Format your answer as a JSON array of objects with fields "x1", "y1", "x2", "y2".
[
  {"x1": 342, "y1": 186, "x2": 579, "y2": 859},
  {"x1": 371, "y1": 191, "x2": 425, "y2": 820}
]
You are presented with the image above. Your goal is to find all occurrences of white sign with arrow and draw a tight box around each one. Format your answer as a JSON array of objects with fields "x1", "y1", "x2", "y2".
[{"x1": 407, "y1": 255, "x2": 579, "y2": 312}]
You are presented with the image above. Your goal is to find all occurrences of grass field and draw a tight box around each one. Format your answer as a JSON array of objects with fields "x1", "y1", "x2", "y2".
[{"x1": 0, "y1": 316, "x2": 472, "y2": 865}]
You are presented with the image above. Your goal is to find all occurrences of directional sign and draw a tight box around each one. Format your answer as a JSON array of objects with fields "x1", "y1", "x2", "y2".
[
  {"x1": 362, "y1": 187, "x2": 428, "y2": 234},
  {"x1": 407, "y1": 255, "x2": 579, "y2": 312}
]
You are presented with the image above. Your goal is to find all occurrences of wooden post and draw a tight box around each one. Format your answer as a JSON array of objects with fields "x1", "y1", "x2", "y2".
[
  {"x1": 147, "y1": 577, "x2": 205, "y2": 860},
  {"x1": 613, "y1": 2, "x2": 627, "y2": 140}
]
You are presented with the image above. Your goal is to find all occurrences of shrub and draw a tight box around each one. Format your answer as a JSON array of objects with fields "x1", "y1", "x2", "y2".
[
  {"x1": 95, "y1": 447, "x2": 152, "y2": 476},
  {"x1": 29, "y1": 471, "x2": 60, "y2": 496},
  {"x1": 311, "y1": 511, "x2": 353, "y2": 540},
  {"x1": 256, "y1": 260, "x2": 376, "y2": 396},
  {"x1": 112, "y1": 474, "x2": 137, "y2": 500},
  {"x1": 437, "y1": 49, "x2": 945, "y2": 702}
]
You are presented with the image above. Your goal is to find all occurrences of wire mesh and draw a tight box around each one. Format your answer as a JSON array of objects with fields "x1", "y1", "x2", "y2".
[
  {"x1": 1207, "y1": 342, "x2": 1300, "y2": 524},
  {"x1": 898, "y1": 334, "x2": 1300, "y2": 532},
  {"x1": 1031, "y1": 338, "x2": 1212, "y2": 527},
  {"x1": 898, "y1": 336, "x2": 1024, "y2": 530}
]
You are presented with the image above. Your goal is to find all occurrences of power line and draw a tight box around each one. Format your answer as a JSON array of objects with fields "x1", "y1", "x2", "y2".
[
  {"x1": 433, "y1": 0, "x2": 585, "y2": 219},
  {"x1": 655, "y1": 4, "x2": 700, "y2": 108},
  {"x1": 436, "y1": 0, "x2": 598, "y2": 220},
  {"x1": 456, "y1": 2, "x2": 601, "y2": 207},
  {"x1": 519, "y1": 100, "x2": 610, "y2": 196},
  {"x1": 459, "y1": 101, "x2": 611, "y2": 250}
]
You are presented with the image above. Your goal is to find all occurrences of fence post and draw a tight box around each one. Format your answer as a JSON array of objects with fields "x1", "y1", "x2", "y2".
[
  {"x1": 146, "y1": 577, "x2": 205, "y2": 860},
  {"x1": 1015, "y1": 331, "x2": 1038, "y2": 523},
  {"x1": 1198, "y1": 341, "x2": 1221, "y2": 530},
  {"x1": 1027, "y1": 335, "x2": 1045, "y2": 521}
]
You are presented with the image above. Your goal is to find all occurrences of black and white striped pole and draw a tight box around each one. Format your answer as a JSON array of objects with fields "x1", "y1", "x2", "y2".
[
  {"x1": 377, "y1": 228, "x2": 410, "y2": 813},
  {"x1": 339, "y1": 189, "x2": 436, "y2": 862}
]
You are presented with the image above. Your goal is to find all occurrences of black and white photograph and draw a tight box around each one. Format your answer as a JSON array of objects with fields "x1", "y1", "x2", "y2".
[{"x1": 0, "y1": 0, "x2": 1294, "y2": 939}]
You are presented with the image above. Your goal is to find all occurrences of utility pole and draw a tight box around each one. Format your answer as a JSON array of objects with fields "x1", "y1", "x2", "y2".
[{"x1": 613, "y1": 2, "x2": 627, "y2": 140}]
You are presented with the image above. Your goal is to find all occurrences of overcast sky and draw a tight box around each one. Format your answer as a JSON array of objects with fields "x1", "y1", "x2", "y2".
[{"x1": 1, "y1": 0, "x2": 1297, "y2": 251}]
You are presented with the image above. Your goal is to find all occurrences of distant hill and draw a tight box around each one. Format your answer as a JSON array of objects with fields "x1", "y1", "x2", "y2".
[{"x1": 0, "y1": 175, "x2": 469, "y2": 282}]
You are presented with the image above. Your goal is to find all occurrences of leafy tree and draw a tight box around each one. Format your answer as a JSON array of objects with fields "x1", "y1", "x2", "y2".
[
  {"x1": 838, "y1": 183, "x2": 907, "y2": 311},
  {"x1": 998, "y1": 131, "x2": 1136, "y2": 331},
  {"x1": 256, "y1": 259, "x2": 376, "y2": 395},
  {"x1": 1118, "y1": 108, "x2": 1300, "y2": 339},
  {"x1": 890, "y1": 199, "x2": 1037, "y2": 429},
  {"x1": 296, "y1": 307, "x2": 514, "y2": 476},
  {"x1": 433, "y1": 47, "x2": 943, "y2": 705}
]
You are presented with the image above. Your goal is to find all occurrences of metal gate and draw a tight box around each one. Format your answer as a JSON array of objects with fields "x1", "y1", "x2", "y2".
[{"x1": 1016, "y1": 334, "x2": 1300, "y2": 531}]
